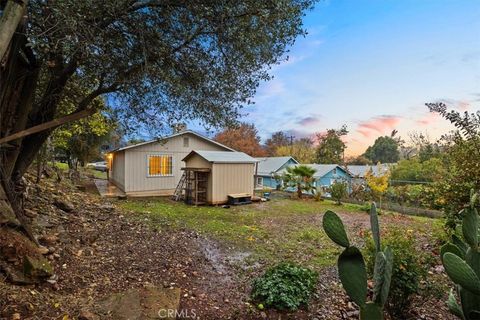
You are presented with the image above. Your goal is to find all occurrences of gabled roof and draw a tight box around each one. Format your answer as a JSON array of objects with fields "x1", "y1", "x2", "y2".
[
  {"x1": 183, "y1": 150, "x2": 258, "y2": 164},
  {"x1": 306, "y1": 164, "x2": 349, "y2": 178},
  {"x1": 110, "y1": 130, "x2": 234, "y2": 152},
  {"x1": 346, "y1": 164, "x2": 391, "y2": 178},
  {"x1": 254, "y1": 156, "x2": 299, "y2": 176},
  {"x1": 277, "y1": 163, "x2": 350, "y2": 178}
]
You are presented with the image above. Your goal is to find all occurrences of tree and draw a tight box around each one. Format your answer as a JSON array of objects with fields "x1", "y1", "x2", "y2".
[
  {"x1": 365, "y1": 167, "x2": 390, "y2": 206},
  {"x1": 390, "y1": 158, "x2": 445, "y2": 183},
  {"x1": 282, "y1": 165, "x2": 316, "y2": 199},
  {"x1": 214, "y1": 123, "x2": 266, "y2": 156},
  {"x1": 329, "y1": 181, "x2": 348, "y2": 204},
  {"x1": 426, "y1": 102, "x2": 480, "y2": 216},
  {"x1": 0, "y1": 0, "x2": 314, "y2": 237},
  {"x1": 265, "y1": 131, "x2": 291, "y2": 156},
  {"x1": 345, "y1": 155, "x2": 372, "y2": 165},
  {"x1": 275, "y1": 138, "x2": 315, "y2": 163},
  {"x1": 315, "y1": 126, "x2": 348, "y2": 164},
  {"x1": 364, "y1": 136, "x2": 400, "y2": 163}
]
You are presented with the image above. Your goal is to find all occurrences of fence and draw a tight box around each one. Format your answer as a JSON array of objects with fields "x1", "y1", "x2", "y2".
[{"x1": 343, "y1": 198, "x2": 443, "y2": 218}]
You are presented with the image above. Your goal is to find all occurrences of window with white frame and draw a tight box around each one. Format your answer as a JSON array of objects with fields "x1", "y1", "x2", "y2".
[
  {"x1": 256, "y1": 177, "x2": 263, "y2": 186},
  {"x1": 147, "y1": 155, "x2": 173, "y2": 176}
]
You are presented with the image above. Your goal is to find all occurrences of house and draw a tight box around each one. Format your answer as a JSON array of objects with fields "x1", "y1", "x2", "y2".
[
  {"x1": 306, "y1": 164, "x2": 352, "y2": 190},
  {"x1": 346, "y1": 164, "x2": 391, "y2": 185},
  {"x1": 182, "y1": 150, "x2": 258, "y2": 204},
  {"x1": 106, "y1": 130, "x2": 234, "y2": 196},
  {"x1": 254, "y1": 156, "x2": 299, "y2": 189},
  {"x1": 278, "y1": 163, "x2": 352, "y2": 192}
]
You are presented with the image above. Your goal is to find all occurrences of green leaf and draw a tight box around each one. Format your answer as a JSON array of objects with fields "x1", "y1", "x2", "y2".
[
  {"x1": 372, "y1": 252, "x2": 386, "y2": 304},
  {"x1": 360, "y1": 302, "x2": 383, "y2": 320},
  {"x1": 452, "y1": 234, "x2": 469, "y2": 256},
  {"x1": 338, "y1": 246, "x2": 367, "y2": 307},
  {"x1": 443, "y1": 252, "x2": 480, "y2": 295},
  {"x1": 323, "y1": 210, "x2": 350, "y2": 247},
  {"x1": 442, "y1": 243, "x2": 466, "y2": 261},
  {"x1": 370, "y1": 203, "x2": 381, "y2": 253},
  {"x1": 462, "y1": 207, "x2": 478, "y2": 248},
  {"x1": 379, "y1": 247, "x2": 393, "y2": 307},
  {"x1": 447, "y1": 289, "x2": 465, "y2": 320}
]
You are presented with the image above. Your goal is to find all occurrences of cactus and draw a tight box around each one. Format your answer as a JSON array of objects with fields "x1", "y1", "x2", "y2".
[
  {"x1": 441, "y1": 191, "x2": 480, "y2": 320},
  {"x1": 322, "y1": 203, "x2": 393, "y2": 320}
]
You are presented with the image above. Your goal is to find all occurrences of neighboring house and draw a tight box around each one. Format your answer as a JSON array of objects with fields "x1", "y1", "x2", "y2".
[
  {"x1": 106, "y1": 130, "x2": 234, "y2": 196},
  {"x1": 278, "y1": 163, "x2": 352, "y2": 192},
  {"x1": 182, "y1": 150, "x2": 257, "y2": 204},
  {"x1": 254, "y1": 156, "x2": 299, "y2": 189},
  {"x1": 346, "y1": 164, "x2": 391, "y2": 185},
  {"x1": 306, "y1": 164, "x2": 352, "y2": 190}
]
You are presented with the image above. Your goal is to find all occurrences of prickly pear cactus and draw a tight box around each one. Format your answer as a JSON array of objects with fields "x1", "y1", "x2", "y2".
[
  {"x1": 322, "y1": 203, "x2": 393, "y2": 320},
  {"x1": 441, "y1": 191, "x2": 480, "y2": 320}
]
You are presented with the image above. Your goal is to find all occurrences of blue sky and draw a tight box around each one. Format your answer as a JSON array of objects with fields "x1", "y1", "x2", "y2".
[{"x1": 242, "y1": 0, "x2": 480, "y2": 155}]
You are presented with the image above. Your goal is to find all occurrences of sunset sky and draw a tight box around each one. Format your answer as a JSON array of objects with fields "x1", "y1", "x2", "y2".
[{"x1": 242, "y1": 0, "x2": 480, "y2": 156}]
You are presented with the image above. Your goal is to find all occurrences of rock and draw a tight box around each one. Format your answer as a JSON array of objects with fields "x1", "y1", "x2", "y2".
[
  {"x1": 37, "y1": 246, "x2": 49, "y2": 255},
  {"x1": 11, "y1": 313, "x2": 21, "y2": 320},
  {"x1": 1, "y1": 263, "x2": 35, "y2": 285},
  {"x1": 54, "y1": 199, "x2": 74, "y2": 212},
  {"x1": 78, "y1": 310, "x2": 99, "y2": 320},
  {"x1": 39, "y1": 234, "x2": 59, "y2": 246},
  {"x1": 97, "y1": 286, "x2": 181, "y2": 320},
  {"x1": 434, "y1": 265, "x2": 445, "y2": 273},
  {"x1": 23, "y1": 255, "x2": 54, "y2": 278}
]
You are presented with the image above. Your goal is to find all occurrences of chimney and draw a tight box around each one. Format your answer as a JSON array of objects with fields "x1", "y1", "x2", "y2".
[{"x1": 172, "y1": 123, "x2": 187, "y2": 133}]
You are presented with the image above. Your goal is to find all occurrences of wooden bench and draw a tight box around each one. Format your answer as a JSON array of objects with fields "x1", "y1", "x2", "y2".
[{"x1": 227, "y1": 193, "x2": 252, "y2": 205}]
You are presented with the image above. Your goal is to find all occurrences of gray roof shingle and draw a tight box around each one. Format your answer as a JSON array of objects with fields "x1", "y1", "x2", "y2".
[
  {"x1": 183, "y1": 150, "x2": 258, "y2": 163},
  {"x1": 254, "y1": 157, "x2": 298, "y2": 176}
]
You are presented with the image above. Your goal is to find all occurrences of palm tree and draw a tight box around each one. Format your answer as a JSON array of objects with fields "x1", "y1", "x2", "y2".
[{"x1": 283, "y1": 165, "x2": 317, "y2": 199}]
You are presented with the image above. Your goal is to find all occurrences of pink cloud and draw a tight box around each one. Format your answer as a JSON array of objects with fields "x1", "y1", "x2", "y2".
[
  {"x1": 458, "y1": 101, "x2": 471, "y2": 111},
  {"x1": 355, "y1": 115, "x2": 402, "y2": 138},
  {"x1": 416, "y1": 112, "x2": 440, "y2": 126}
]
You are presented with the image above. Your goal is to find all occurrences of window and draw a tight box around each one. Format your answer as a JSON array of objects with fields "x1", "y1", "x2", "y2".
[
  {"x1": 333, "y1": 168, "x2": 337, "y2": 175},
  {"x1": 256, "y1": 177, "x2": 263, "y2": 186},
  {"x1": 147, "y1": 155, "x2": 173, "y2": 176},
  {"x1": 183, "y1": 137, "x2": 189, "y2": 147}
]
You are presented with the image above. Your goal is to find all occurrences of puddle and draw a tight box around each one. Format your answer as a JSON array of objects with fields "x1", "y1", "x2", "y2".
[{"x1": 197, "y1": 237, "x2": 259, "y2": 278}]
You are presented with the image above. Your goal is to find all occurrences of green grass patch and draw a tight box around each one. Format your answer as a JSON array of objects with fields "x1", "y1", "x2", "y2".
[{"x1": 118, "y1": 197, "x2": 442, "y2": 271}]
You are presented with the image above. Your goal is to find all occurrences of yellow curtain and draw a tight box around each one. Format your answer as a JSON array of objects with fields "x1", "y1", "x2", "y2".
[{"x1": 149, "y1": 156, "x2": 172, "y2": 176}]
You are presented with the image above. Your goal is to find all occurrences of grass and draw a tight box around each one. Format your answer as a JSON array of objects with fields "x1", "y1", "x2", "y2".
[
  {"x1": 54, "y1": 161, "x2": 107, "y2": 179},
  {"x1": 118, "y1": 196, "x2": 444, "y2": 270}
]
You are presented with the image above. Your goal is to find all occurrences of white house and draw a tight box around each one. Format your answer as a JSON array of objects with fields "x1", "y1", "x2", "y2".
[{"x1": 107, "y1": 130, "x2": 234, "y2": 196}]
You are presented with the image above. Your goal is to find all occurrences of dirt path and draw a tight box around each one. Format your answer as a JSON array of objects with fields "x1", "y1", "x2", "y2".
[{"x1": 0, "y1": 176, "x2": 453, "y2": 319}]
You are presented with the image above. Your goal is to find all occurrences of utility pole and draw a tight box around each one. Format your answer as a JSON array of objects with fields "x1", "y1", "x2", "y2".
[{"x1": 289, "y1": 135, "x2": 295, "y2": 155}]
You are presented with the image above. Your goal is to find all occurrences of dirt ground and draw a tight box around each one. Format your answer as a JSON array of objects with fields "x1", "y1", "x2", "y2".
[{"x1": 0, "y1": 174, "x2": 454, "y2": 319}]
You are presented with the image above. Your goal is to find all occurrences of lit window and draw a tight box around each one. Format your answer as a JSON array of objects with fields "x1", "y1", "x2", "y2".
[
  {"x1": 148, "y1": 155, "x2": 173, "y2": 176},
  {"x1": 183, "y1": 137, "x2": 189, "y2": 147}
]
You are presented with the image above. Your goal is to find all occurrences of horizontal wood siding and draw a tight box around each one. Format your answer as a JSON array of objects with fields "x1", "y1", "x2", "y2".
[
  {"x1": 211, "y1": 163, "x2": 255, "y2": 204},
  {"x1": 110, "y1": 150, "x2": 125, "y2": 190},
  {"x1": 123, "y1": 133, "x2": 228, "y2": 193}
]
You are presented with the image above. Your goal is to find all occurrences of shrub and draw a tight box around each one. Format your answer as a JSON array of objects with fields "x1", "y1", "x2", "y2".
[
  {"x1": 364, "y1": 228, "x2": 427, "y2": 318},
  {"x1": 329, "y1": 180, "x2": 348, "y2": 204},
  {"x1": 251, "y1": 263, "x2": 318, "y2": 310}
]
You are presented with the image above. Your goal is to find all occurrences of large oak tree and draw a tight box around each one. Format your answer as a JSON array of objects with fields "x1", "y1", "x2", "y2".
[{"x1": 0, "y1": 0, "x2": 315, "y2": 239}]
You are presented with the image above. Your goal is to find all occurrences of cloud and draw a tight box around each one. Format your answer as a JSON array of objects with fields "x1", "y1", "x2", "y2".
[
  {"x1": 416, "y1": 112, "x2": 440, "y2": 126},
  {"x1": 355, "y1": 115, "x2": 402, "y2": 138},
  {"x1": 297, "y1": 116, "x2": 322, "y2": 126}
]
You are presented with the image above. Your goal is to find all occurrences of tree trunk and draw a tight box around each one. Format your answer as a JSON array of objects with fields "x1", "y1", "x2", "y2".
[{"x1": 297, "y1": 182, "x2": 302, "y2": 199}]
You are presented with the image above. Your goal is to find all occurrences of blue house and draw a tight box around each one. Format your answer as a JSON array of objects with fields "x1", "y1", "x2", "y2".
[
  {"x1": 307, "y1": 164, "x2": 352, "y2": 191},
  {"x1": 255, "y1": 156, "x2": 299, "y2": 189},
  {"x1": 280, "y1": 164, "x2": 352, "y2": 193}
]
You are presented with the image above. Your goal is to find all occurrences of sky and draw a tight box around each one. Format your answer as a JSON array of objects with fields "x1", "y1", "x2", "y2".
[{"x1": 240, "y1": 0, "x2": 480, "y2": 156}]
